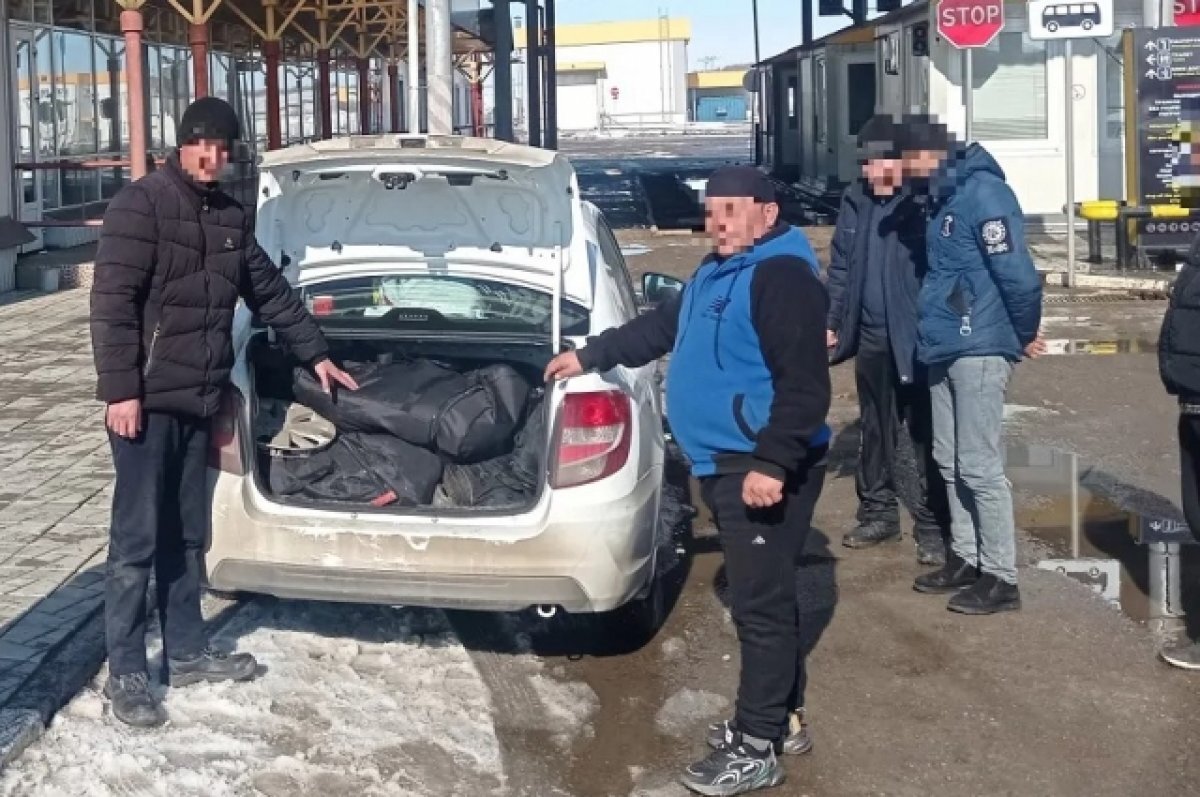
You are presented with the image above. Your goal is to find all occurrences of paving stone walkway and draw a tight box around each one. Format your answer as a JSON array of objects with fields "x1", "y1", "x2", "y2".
[{"x1": 0, "y1": 288, "x2": 110, "y2": 705}]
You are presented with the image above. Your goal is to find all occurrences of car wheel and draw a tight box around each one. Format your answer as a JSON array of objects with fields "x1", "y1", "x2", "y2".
[
  {"x1": 1046, "y1": 21, "x2": 1059, "y2": 32},
  {"x1": 1082, "y1": 19, "x2": 1093, "y2": 29},
  {"x1": 606, "y1": 559, "x2": 668, "y2": 645}
]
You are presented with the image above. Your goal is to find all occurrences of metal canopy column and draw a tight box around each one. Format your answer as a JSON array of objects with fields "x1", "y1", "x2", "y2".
[
  {"x1": 389, "y1": 52, "x2": 402, "y2": 132},
  {"x1": 524, "y1": 0, "x2": 541, "y2": 147},
  {"x1": 492, "y1": 0, "x2": 513, "y2": 141},
  {"x1": 542, "y1": 0, "x2": 556, "y2": 149},
  {"x1": 117, "y1": 1, "x2": 150, "y2": 180},
  {"x1": 425, "y1": 0, "x2": 453, "y2": 134},
  {"x1": 264, "y1": 40, "x2": 283, "y2": 148}
]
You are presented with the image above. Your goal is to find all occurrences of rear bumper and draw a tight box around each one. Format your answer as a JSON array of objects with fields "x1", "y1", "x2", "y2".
[{"x1": 205, "y1": 467, "x2": 663, "y2": 613}]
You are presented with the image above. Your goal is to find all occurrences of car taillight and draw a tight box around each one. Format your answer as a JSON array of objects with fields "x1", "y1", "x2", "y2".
[
  {"x1": 209, "y1": 388, "x2": 245, "y2": 476},
  {"x1": 551, "y1": 390, "x2": 632, "y2": 489}
]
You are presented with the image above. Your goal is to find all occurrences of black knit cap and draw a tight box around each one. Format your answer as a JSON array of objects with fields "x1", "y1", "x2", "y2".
[
  {"x1": 706, "y1": 165, "x2": 776, "y2": 203},
  {"x1": 177, "y1": 97, "x2": 241, "y2": 148},
  {"x1": 858, "y1": 114, "x2": 900, "y2": 156}
]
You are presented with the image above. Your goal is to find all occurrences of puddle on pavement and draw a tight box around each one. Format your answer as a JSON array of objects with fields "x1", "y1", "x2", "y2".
[
  {"x1": 1007, "y1": 442, "x2": 1197, "y2": 626},
  {"x1": 1041, "y1": 337, "x2": 1158, "y2": 356}
]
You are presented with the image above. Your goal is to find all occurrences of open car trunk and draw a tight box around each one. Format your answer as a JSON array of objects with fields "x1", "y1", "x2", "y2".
[{"x1": 247, "y1": 333, "x2": 551, "y2": 514}]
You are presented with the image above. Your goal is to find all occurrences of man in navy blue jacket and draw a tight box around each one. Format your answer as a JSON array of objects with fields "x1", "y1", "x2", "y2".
[
  {"x1": 546, "y1": 166, "x2": 830, "y2": 795},
  {"x1": 898, "y1": 119, "x2": 1044, "y2": 615},
  {"x1": 827, "y1": 115, "x2": 951, "y2": 565}
]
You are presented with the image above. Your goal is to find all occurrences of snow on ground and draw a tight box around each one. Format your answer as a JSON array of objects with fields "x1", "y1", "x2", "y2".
[{"x1": 0, "y1": 600, "x2": 508, "y2": 797}]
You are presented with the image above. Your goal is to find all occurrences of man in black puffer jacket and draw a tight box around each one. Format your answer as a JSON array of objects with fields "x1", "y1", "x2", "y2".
[
  {"x1": 826, "y1": 115, "x2": 951, "y2": 566},
  {"x1": 1158, "y1": 238, "x2": 1200, "y2": 670},
  {"x1": 90, "y1": 97, "x2": 357, "y2": 728}
]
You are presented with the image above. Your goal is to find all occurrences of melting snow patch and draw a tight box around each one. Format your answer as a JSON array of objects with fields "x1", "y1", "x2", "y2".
[
  {"x1": 654, "y1": 689, "x2": 730, "y2": 738},
  {"x1": 0, "y1": 600, "x2": 506, "y2": 797},
  {"x1": 529, "y1": 673, "x2": 600, "y2": 749}
]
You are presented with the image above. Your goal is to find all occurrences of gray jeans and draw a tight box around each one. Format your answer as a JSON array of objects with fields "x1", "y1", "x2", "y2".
[{"x1": 928, "y1": 356, "x2": 1018, "y2": 584}]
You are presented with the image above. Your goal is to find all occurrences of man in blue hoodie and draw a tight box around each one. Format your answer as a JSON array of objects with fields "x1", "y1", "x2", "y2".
[
  {"x1": 897, "y1": 118, "x2": 1044, "y2": 615},
  {"x1": 546, "y1": 166, "x2": 830, "y2": 795},
  {"x1": 827, "y1": 114, "x2": 951, "y2": 566}
]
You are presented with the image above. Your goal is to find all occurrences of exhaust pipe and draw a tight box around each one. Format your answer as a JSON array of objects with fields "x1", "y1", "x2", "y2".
[{"x1": 534, "y1": 604, "x2": 559, "y2": 619}]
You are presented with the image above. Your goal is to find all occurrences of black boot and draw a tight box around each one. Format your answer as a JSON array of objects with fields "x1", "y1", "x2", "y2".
[
  {"x1": 913, "y1": 552, "x2": 979, "y2": 594},
  {"x1": 947, "y1": 574, "x2": 1021, "y2": 615},
  {"x1": 915, "y1": 529, "x2": 948, "y2": 567},
  {"x1": 842, "y1": 520, "x2": 901, "y2": 549},
  {"x1": 104, "y1": 672, "x2": 167, "y2": 728},
  {"x1": 168, "y1": 646, "x2": 258, "y2": 687}
]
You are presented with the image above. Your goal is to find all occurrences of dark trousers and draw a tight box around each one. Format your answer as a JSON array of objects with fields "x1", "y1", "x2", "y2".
[
  {"x1": 700, "y1": 447, "x2": 827, "y2": 742},
  {"x1": 1180, "y1": 415, "x2": 1200, "y2": 536},
  {"x1": 854, "y1": 345, "x2": 949, "y2": 539},
  {"x1": 106, "y1": 412, "x2": 210, "y2": 676}
]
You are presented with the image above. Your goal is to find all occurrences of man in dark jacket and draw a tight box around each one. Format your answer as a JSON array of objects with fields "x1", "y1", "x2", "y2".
[
  {"x1": 827, "y1": 115, "x2": 951, "y2": 565},
  {"x1": 545, "y1": 166, "x2": 830, "y2": 795},
  {"x1": 898, "y1": 120, "x2": 1044, "y2": 615},
  {"x1": 90, "y1": 97, "x2": 356, "y2": 728},
  {"x1": 1158, "y1": 236, "x2": 1200, "y2": 669}
]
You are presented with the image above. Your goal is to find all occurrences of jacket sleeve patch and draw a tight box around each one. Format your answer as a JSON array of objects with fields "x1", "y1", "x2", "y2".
[{"x1": 979, "y1": 217, "x2": 1012, "y2": 256}]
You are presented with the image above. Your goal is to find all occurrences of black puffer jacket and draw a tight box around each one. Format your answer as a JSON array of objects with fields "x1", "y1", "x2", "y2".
[
  {"x1": 1160, "y1": 237, "x2": 1200, "y2": 403},
  {"x1": 90, "y1": 154, "x2": 328, "y2": 417}
]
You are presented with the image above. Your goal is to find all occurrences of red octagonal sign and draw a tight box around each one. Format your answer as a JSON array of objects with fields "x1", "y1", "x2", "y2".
[{"x1": 937, "y1": 0, "x2": 1005, "y2": 49}]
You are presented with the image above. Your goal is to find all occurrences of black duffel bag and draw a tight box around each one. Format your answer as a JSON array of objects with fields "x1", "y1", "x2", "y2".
[
  {"x1": 293, "y1": 359, "x2": 531, "y2": 462},
  {"x1": 268, "y1": 431, "x2": 443, "y2": 507}
]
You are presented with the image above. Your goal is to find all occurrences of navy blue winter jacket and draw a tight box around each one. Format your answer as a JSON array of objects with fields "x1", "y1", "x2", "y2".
[
  {"x1": 578, "y1": 224, "x2": 832, "y2": 480},
  {"x1": 826, "y1": 180, "x2": 930, "y2": 384},
  {"x1": 917, "y1": 144, "x2": 1043, "y2": 365}
]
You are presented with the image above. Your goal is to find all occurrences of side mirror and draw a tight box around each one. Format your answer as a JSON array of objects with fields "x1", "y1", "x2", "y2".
[{"x1": 642, "y1": 272, "x2": 684, "y2": 307}]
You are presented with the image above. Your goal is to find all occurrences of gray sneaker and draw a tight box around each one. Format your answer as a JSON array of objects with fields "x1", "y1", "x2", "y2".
[
  {"x1": 1160, "y1": 640, "x2": 1200, "y2": 670},
  {"x1": 707, "y1": 709, "x2": 812, "y2": 756}
]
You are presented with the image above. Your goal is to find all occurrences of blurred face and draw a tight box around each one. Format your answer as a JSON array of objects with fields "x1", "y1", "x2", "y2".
[
  {"x1": 704, "y1": 196, "x2": 780, "y2": 257},
  {"x1": 901, "y1": 149, "x2": 945, "y2": 181},
  {"x1": 862, "y1": 157, "x2": 904, "y2": 197},
  {"x1": 179, "y1": 138, "x2": 230, "y2": 183}
]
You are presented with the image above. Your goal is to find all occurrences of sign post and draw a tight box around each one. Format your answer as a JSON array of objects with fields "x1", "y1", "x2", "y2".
[
  {"x1": 1029, "y1": 0, "x2": 1114, "y2": 288},
  {"x1": 937, "y1": 0, "x2": 1006, "y2": 143}
]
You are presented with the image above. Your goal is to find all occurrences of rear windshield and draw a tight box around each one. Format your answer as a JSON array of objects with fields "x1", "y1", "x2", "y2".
[{"x1": 299, "y1": 275, "x2": 589, "y2": 336}]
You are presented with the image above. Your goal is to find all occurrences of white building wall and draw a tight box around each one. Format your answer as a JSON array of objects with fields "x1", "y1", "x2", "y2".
[{"x1": 545, "y1": 39, "x2": 688, "y2": 127}]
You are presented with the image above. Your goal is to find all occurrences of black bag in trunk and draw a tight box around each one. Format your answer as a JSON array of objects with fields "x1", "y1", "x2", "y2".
[
  {"x1": 442, "y1": 392, "x2": 547, "y2": 507},
  {"x1": 268, "y1": 431, "x2": 443, "y2": 507},
  {"x1": 293, "y1": 360, "x2": 531, "y2": 462}
]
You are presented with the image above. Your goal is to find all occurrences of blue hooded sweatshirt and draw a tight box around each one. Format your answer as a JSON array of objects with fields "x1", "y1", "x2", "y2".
[{"x1": 579, "y1": 224, "x2": 833, "y2": 480}]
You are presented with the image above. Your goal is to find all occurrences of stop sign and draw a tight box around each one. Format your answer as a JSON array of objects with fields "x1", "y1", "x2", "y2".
[
  {"x1": 1176, "y1": 0, "x2": 1200, "y2": 27},
  {"x1": 937, "y1": 0, "x2": 1005, "y2": 48}
]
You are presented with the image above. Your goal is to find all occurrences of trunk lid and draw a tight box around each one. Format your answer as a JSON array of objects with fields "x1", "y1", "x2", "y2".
[{"x1": 254, "y1": 136, "x2": 588, "y2": 314}]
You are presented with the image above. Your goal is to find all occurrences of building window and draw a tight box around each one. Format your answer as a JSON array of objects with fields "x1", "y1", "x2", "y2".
[
  {"x1": 815, "y1": 57, "x2": 827, "y2": 143},
  {"x1": 1103, "y1": 43, "x2": 1123, "y2": 141},
  {"x1": 847, "y1": 61, "x2": 876, "y2": 137},
  {"x1": 787, "y1": 76, "x2": 798, "y2": 130},
  {"x1": 970, "y1": 32, "x2": 1048, "y2": 140}
]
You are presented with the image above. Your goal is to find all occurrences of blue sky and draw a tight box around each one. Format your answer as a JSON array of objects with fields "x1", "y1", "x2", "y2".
[{"x1": 552, "y1": 0, "x2": 854, "y2": 69}]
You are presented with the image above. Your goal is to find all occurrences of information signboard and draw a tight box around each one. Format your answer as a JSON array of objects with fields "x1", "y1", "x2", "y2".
[{"x1": 1125, "y1": 27, "x2": 1200, "y2": 253}]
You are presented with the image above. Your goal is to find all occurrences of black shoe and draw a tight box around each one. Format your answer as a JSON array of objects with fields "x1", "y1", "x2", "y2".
[
  {"x1": 168, "y1": 646, "x2": 258, "y2": 687},
  {"x1": 915, "y1": 531, "x2": 948, "y2": 567},
  {"x1": 707, "y1": 710, "x2": 812, "y2": 756},
  {"x1": 681, "y1": 734, "x2": 785, "y2": 796},
  {"x1": 104, "y1": 672, "x2": 167, "y2": 728},
  {"x1": 842, "y1": 520, "x2": 901, "y2": 549},
  {"x1": 947, "y1": 574, "x2": 1021, "y2": 614},
  {"x1": 913, "y1": 552, "x2": 980, "y2": 594}
]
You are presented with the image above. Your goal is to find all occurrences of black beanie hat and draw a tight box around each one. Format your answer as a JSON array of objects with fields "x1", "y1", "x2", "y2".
[
  {"x1": 706, "y1": 165, "x2": 776, "y2": 203},
  {"x1": 857, "y1": 114, "x2": 900, "y2": 156},
  {"x1": 177, "y1": 97, "x2": 240, "y2": 147}
]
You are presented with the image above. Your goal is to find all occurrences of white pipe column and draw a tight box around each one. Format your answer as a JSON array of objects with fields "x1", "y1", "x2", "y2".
[
  {"x1": 407, "y1": 0, "x2": 421, "y2": 132},
  {"x1": 424, "y1": 0, "x2": 454, "y2": 134}
]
